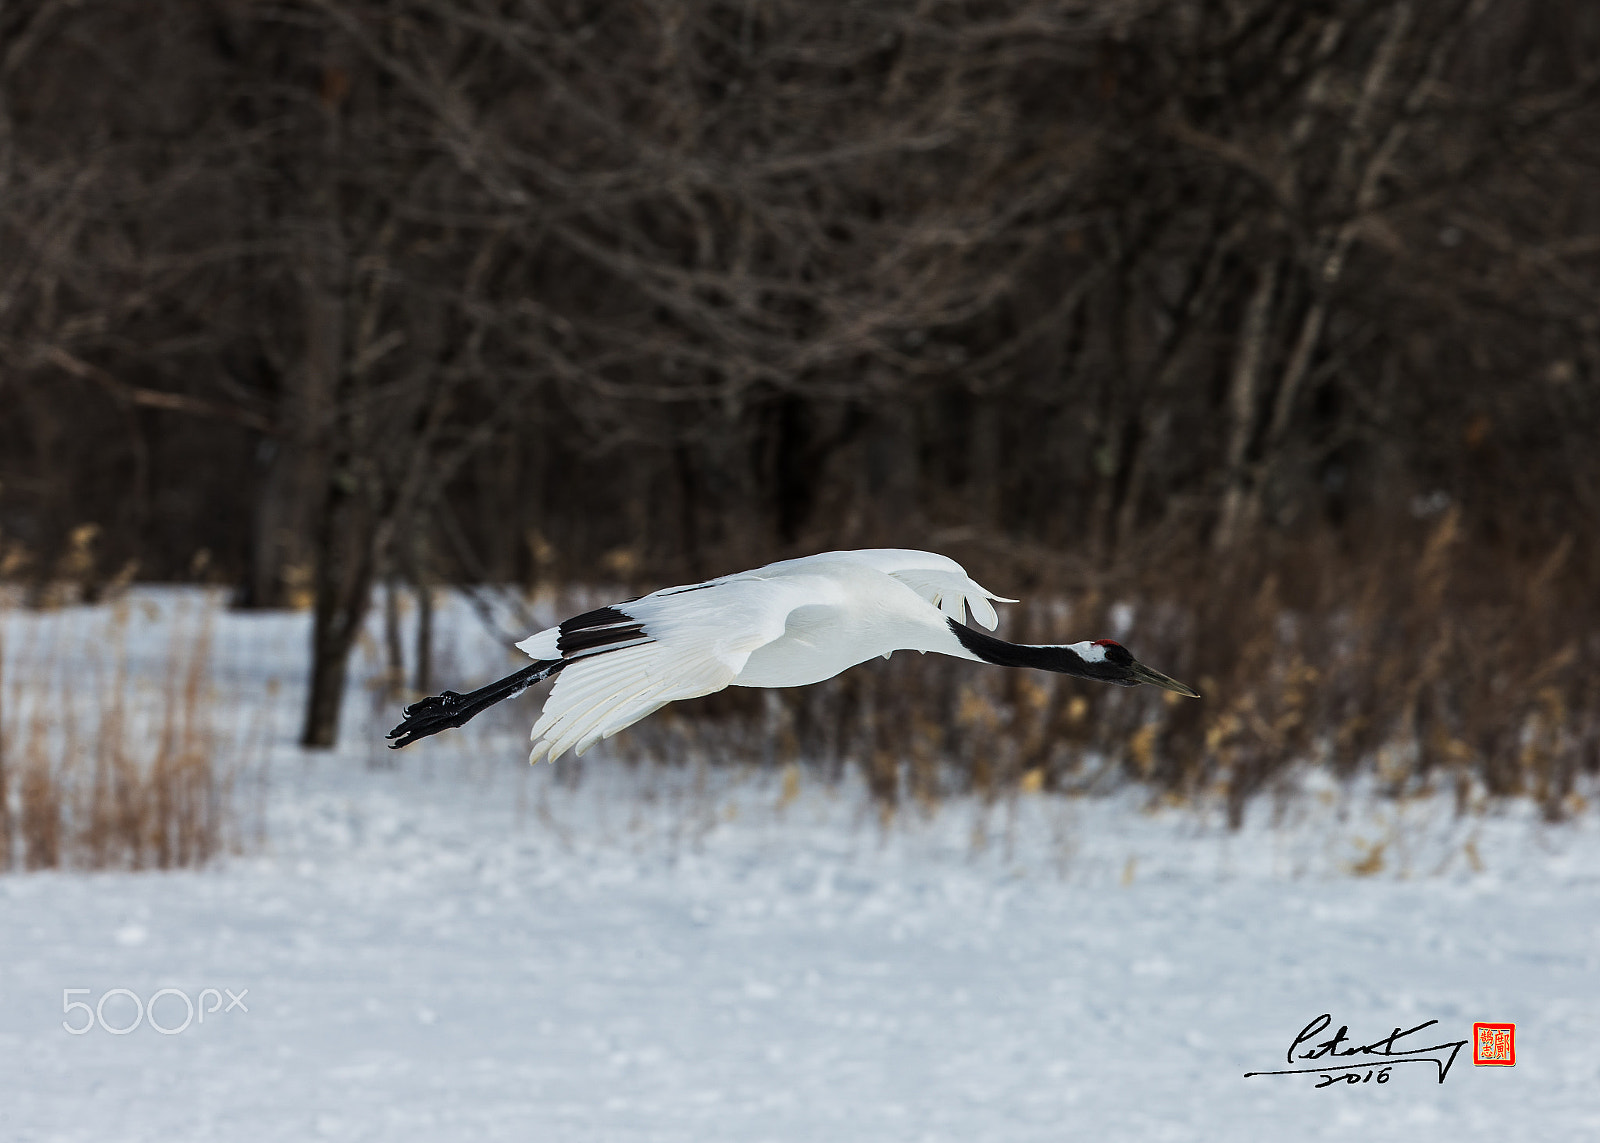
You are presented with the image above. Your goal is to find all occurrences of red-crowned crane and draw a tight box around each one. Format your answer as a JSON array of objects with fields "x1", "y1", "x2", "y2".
[{"x1": 387, "y1": 548, "x2": 1199, "y2": 762}]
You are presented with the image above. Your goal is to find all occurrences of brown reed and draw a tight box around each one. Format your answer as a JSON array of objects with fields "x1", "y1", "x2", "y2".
[{"x1": 1, "y1": 598, "x2": 234, "y2": 871}]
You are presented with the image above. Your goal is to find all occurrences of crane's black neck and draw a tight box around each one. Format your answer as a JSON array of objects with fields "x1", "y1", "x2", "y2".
[{"x1": 946, "y1": 619, "x2": 1130, "y2": 684}]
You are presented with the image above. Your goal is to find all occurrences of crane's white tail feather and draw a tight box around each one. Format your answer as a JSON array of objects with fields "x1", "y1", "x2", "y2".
[
  {"x1": 886, "y1": 568, "x2": 1015, "y2": 630},
  {"x1": 514, "y1": 626, "x2": 560, "y2": 659}
]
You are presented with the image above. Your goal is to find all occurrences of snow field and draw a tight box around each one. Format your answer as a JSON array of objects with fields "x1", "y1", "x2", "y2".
[{"x1": 0, "y1": 591, "x2": 1596, "y2": 1141}]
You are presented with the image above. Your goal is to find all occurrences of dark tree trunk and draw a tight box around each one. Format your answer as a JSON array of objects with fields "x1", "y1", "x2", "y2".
[
  {"x1": 382, "y1": 574, "x2": 404, "y2": 698},
  {"x1": 300, "y1": 466, "x2": 378, "y2": 748},
  {"x1": 413, "y1": 580, "x2": 433, "y2": 697},
  {"x1": 772, "y1": 396, "x2": 814, "y2": 543},
  {"x1": 673, "y1": 443, "x2": 702, "y2": 578},
  {"x1": 244, "y1": 434, "x2": 322, "y2": 609}
]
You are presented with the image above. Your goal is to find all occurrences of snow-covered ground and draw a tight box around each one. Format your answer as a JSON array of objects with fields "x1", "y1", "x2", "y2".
[{"x1": 1, "y1": 591, "x2": 1597, "y2": 1142}]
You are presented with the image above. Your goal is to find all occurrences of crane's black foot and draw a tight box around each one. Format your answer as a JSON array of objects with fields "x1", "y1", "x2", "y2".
[
  {"x1": 385, "y1": 660, "x2": 564, "y2": 749},
  {"x1": 386, "y1": 691, "x2": 471, "y2": 749}
]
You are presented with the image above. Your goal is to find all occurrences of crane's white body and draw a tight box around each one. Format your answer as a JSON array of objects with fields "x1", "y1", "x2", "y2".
[
  {"x1": 384, "y1": 547, "x2": 1195, "y2": 758},
  {"x1": 512, "y1": 549, "x2": 1045, "y2": 764}
]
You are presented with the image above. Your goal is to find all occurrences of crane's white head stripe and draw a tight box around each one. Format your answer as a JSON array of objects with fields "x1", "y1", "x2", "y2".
[{"x1": 1068, "y1": 640, "x2": 1109, "y2": 663}]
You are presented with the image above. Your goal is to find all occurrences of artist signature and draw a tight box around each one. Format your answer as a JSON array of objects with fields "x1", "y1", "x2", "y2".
[{"x1": 1245, "y1": 1014, "x2": 1469, "y2": 1087}]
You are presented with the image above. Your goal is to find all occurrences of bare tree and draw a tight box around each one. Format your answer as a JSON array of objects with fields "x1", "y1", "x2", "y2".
[{"x1": 2, "y1": 0, "x2": 1597, "y2": 766}]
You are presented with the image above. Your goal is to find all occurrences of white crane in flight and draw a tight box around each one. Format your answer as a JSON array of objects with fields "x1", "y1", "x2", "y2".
[{"x1": 386, "y1": 548, "x2": 1199, "y2": 762}]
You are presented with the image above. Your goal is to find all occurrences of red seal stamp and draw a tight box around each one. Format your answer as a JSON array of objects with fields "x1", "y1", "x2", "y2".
[{"x1": 1472, "y1": 1023, "x2": 1515, "y2": 1066}]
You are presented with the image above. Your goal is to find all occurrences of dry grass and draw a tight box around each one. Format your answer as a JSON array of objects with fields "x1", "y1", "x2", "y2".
[
  {"x1": 0, "y1": 595, "x2": 239, "y2": 871},
  {"x1": 8, "y1": 508, "x2": 1585, "y2": 855},
  {"x1": 614, "y1": 513, "x2": 1600, "y2": 825}
]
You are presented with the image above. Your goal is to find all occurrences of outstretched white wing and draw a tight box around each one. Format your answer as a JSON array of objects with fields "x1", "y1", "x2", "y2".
[
  {"x1": 525, "y1": 643, "x2": 722, "y2": 764},
  {"x1": 745, "y1": 549, "x2": 1014, "y2": 631},
  {"x1": 522, "y1": 578, "x2": 798, "y2": 764},
  {"x1": 845, "y1": 549, "x2": 1015, "y2": 630},
  {"x1": 515, "y1": 548, "x2": 1013, "y2": 763}
]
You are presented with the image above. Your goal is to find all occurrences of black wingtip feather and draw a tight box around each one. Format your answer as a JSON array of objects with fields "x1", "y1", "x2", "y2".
[{"x1": 556, "y1": 605, "x2": 649, "y2": 655}]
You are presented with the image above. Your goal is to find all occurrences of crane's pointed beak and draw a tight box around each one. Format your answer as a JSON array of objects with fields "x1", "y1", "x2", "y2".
[{"x1": 1128, "y1": 660, "x2": 1201, "y2": 698}]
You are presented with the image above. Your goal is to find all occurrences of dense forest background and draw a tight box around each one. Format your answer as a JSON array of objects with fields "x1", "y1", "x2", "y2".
[{"x1": 2, "y1": 0, "x2": 1597, "y2": 814}]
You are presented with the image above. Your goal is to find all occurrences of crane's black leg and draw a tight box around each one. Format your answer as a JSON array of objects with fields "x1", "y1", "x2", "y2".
[{"x1": 386, "y1": 660, "x2": 564, "y2": 748}]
